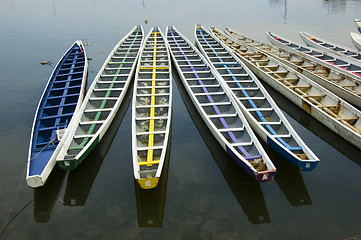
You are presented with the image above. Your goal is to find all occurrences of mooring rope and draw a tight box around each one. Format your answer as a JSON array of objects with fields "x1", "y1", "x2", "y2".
[
  {"x1": 28, "y1": 136, "x2": 57, "y2": 162},
  {"x1": 1, "y1": 135, "x2": 57, "y2": 235},
  {"x1": 0, "y1": 165, "x2": 32, "y2": 237}
]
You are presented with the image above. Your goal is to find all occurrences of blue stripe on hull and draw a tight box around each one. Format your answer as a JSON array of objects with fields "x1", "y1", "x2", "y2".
[
  {"x1": 225, "y1": 145, "x2": 276, "y2": 182},
  {"x1": 267, "y1": 136, "x2": 318, "y2": 171},
  {"x1": 225, "y1": 145, "x2": 256, "y2": 179},
  {"x1": 267, "y1": 136, "x2": 298, "y2": 167}
]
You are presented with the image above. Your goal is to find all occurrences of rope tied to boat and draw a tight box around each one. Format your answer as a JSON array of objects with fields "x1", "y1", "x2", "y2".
[{"x1": 28, "y1": 136, "x2": 57, "y2": 162}]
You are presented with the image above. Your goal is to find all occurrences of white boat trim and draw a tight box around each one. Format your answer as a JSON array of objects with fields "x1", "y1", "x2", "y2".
[
  {"x1": 196, "y1": 25, "x2": 319, "y2": 171},
  {"x1": 266, "y1": 32, "x2": 361, "y2": 80},
  {"x1": 27, "y1": 41, "x2": 88, "y2": 187},
  {"x1": 166, "y1": 26, "x2": 276, "y2": 182},
  {"x1": 299, "y1": 31, "x2": 361, "y2": 64},
  {"x1": 356, "y1": 19, "x2": 361, "y2": 33},
  {"x1": 224, "y1": 27, "x2": 361, "y2": 108},
  {"x1": 132, "y1": 27, "x2": 172, "y2": 189},
  {"x1": 57, "y1": 26, "x2": 144, "y2": 170},
  {"x1": 351, "y1": 32, "x2": 361, "y2": 51},
  {"x1": 211, "y1": 28, "x2": 361, "y2": 150}
]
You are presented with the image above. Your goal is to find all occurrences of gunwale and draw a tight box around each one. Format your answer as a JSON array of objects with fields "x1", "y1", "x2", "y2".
[
  {"x1": 166, "y1": 26, "x2": 276, "y2": 182},
  {"x1": 27, "y1": 41, "x2": 88, "y2": 187},
  {"x1": 57, "y1": 26, "x2": 144, "y2": 170},
  {"x1": 351, "y1": 32, "x2": 361, "y2": 51},
  {"x1": 266, "y1": 32, "x2": 361, "y2": 79},
  {"x1": 299, "y1": 31, "x2": 361, "y2": 63},
  {"x1": 224, "y1": 27, "x2": 361, "y2": 108},
  {"x1": 356, "y1": 19, "x2": 361, "y2": 33},
  {"x1": 210, "y1": 27, "x2": 361, "y2": 150},
  {"x1": 196, "y1": 25, "x2": 319, "y2": 171},
  {"x1": 132, "y1": 27, "x2": 172, "y2": 189}
]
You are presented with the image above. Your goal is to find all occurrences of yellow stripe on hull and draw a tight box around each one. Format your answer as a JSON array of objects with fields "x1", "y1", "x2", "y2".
[
  {"x1": 139, "y1": 66, "x2": 169, "y2": 70},
  {"x1": 136, "y1": 29, "x2": 170, "y2": 189},
  {"x1": 145, "y1": 32, "x2": 158, "y2": 166}
]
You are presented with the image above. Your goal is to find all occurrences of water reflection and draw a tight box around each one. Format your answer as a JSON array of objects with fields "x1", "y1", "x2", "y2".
[
  {"x1": 264, "y1": 144, "x2": 312, "y2": 206},
  {"x1": 62, "y1": 84, "x2": 133, "y2": 206},
  {"x1": 173, "y1": 69, "x2": 270, "y2": 224},
  {"x1": 33, "y1": 166, "x2": 66, "y2": 223},
  {"x1": 135, "y1": 141, "x2": 170, "y2": 227},
  {"x1": 322, "y1": 0, "x2": 347, "y2": 13},
  {"x1": 51, "y1": 0, "x2": 56, "y2": 17},
  {"x1": 214, "y1": 155, "x2": 270, "y2": 224},
  {"x1": 269, "y1": 0, "x2": 287, "y2": 23}
]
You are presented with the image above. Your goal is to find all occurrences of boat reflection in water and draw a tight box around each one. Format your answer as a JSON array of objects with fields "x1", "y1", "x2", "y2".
[
  {"x1": 263, "y1": 143, "x2": 312, "y2": 206},
  {"x1": 215, "y1": 153, "x2": 271, "y2": 224},
  {"x1": 173, "y1": 70, "x2": 270, "y2": 224},
  {"x1": 62, "y1": 84, "x2": 133, "y2": 206},
  {"x1": 135, "y1": 140, "x2": 171, "y2": 227},
  {"x1": 33, "y1": 165, "x2": 66, "y2": 223}
]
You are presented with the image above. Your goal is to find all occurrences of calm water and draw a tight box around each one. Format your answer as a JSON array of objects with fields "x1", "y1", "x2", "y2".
[{"x1": 1, "y1": 0, "x2": 361, "y2": 239}]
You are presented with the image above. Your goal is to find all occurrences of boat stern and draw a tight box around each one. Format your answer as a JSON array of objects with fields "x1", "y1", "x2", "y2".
[
  {"x1": 255, "y1": 170, "x2": 277, "y2": 183},
  {"x1": 299, "y1": 160, "x2": 319, "y2": 171},
  {"x1": 57, "y1": 158, "x2": 81, "y2": 171},
  {"x1": 137, "y1": 177, "x2": 159, "y2": 189},
  {"x1": 27, "y1": 175, "x2": 45, "y2": 188}
]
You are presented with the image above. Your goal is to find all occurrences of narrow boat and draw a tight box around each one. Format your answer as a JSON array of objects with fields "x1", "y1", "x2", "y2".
[
  {"x1": 211, "y1": 27, "x2": 361, "y2": 150},
  {"x1": 132, "y1": 27, "x2": 172, "y2": 189},
  {"x1": 196, "y1": 25, "x2": 319, "y2": 171},
  {"x1": 57, "y1": 26, "x2": 144, "y2": 170},
  {"x1": 355, "y1": 19, "x2": 361, "y2": 33},
  {"x1": 266, "y1": 32, "x2": 361, "y2": 78},
  {"x1": 299, "y1": 32, "x2": 361, "y2": 62},
  {"x1": 351, "y1": 32, "x2": 361, "y2": 51},
  {"x1": 224, "y1": 27, "x2": 361, "y2": 108},
  {"x1": 27, "y1": 41, "x2": 88, "y2": 187},
  {"x1": 166, "y1": 26, "x2": 276, "y2": 182}
]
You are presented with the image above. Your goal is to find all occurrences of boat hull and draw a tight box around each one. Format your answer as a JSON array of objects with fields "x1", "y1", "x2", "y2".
[
  {"x1": 224, "y1": 27, "x2": 361, "y2": 108},
  {"x1": 245, "y1": 57, "x2": 361, "y2": 150},
  {"x1": 267, "y1": 137, "x2": 317, "y2": 171},
  {"x1": 299, "y1": 31, "x2": 361, "y2": 63},
  {"x1": 225, "y1": 145, "x2": 276, "y2": 182},
  {"x1": 356, "y1": 19, "x2": 361, "y2": 33},
  {"x1": 57, "y1": 135, "x2": 99, "y2": 170},
  {"x1": 351, "y1": 32, "x2": 361, "y2": 51},
  {"x1": 202, "y1": 26, "x2": 319, "y2": 171},
  {"x1": 214, "y1": 29, "x2": 361, "y2": 150},
  {"x1": 57, "y1": 26, "x2": 144, "y2": 170},
  {"x1": 132, "y1": 27, "x2": 172, "y2": 189},
  {"x1": 27, "y1": 41, "x2": 88, "y2": 187},
  {"x1": 167, "y1": 26, "x2": 276, "y2": 183},
  {"x1": 267, "y1": 32, "x2": 361, "y2": 78},
  {"x1": 27, "y1": 149, "x2": 56, "y2": 187}
]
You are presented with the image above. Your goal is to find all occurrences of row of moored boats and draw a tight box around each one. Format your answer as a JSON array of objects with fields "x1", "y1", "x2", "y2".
[{"x1": 27, "y1": 24, "x2": 361, "y2": 189}]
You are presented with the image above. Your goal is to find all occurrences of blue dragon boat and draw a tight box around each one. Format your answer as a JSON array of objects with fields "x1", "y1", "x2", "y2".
[{"x1": 27, "y1": 41, "x2": 87, "y2": 187}]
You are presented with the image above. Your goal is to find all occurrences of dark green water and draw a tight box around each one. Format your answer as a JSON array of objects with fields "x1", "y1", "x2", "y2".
[{"x1": 1, "y1": 0, "x2": 361, "y2": 239}]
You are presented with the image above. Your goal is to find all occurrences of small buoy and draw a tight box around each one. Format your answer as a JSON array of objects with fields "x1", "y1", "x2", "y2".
[
  {"x1": 144, "y1": 19, "x2": 148, "y2": 24},
  {"x1": 40, "y1": 61, "x2": 49, "y2": 65}
]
